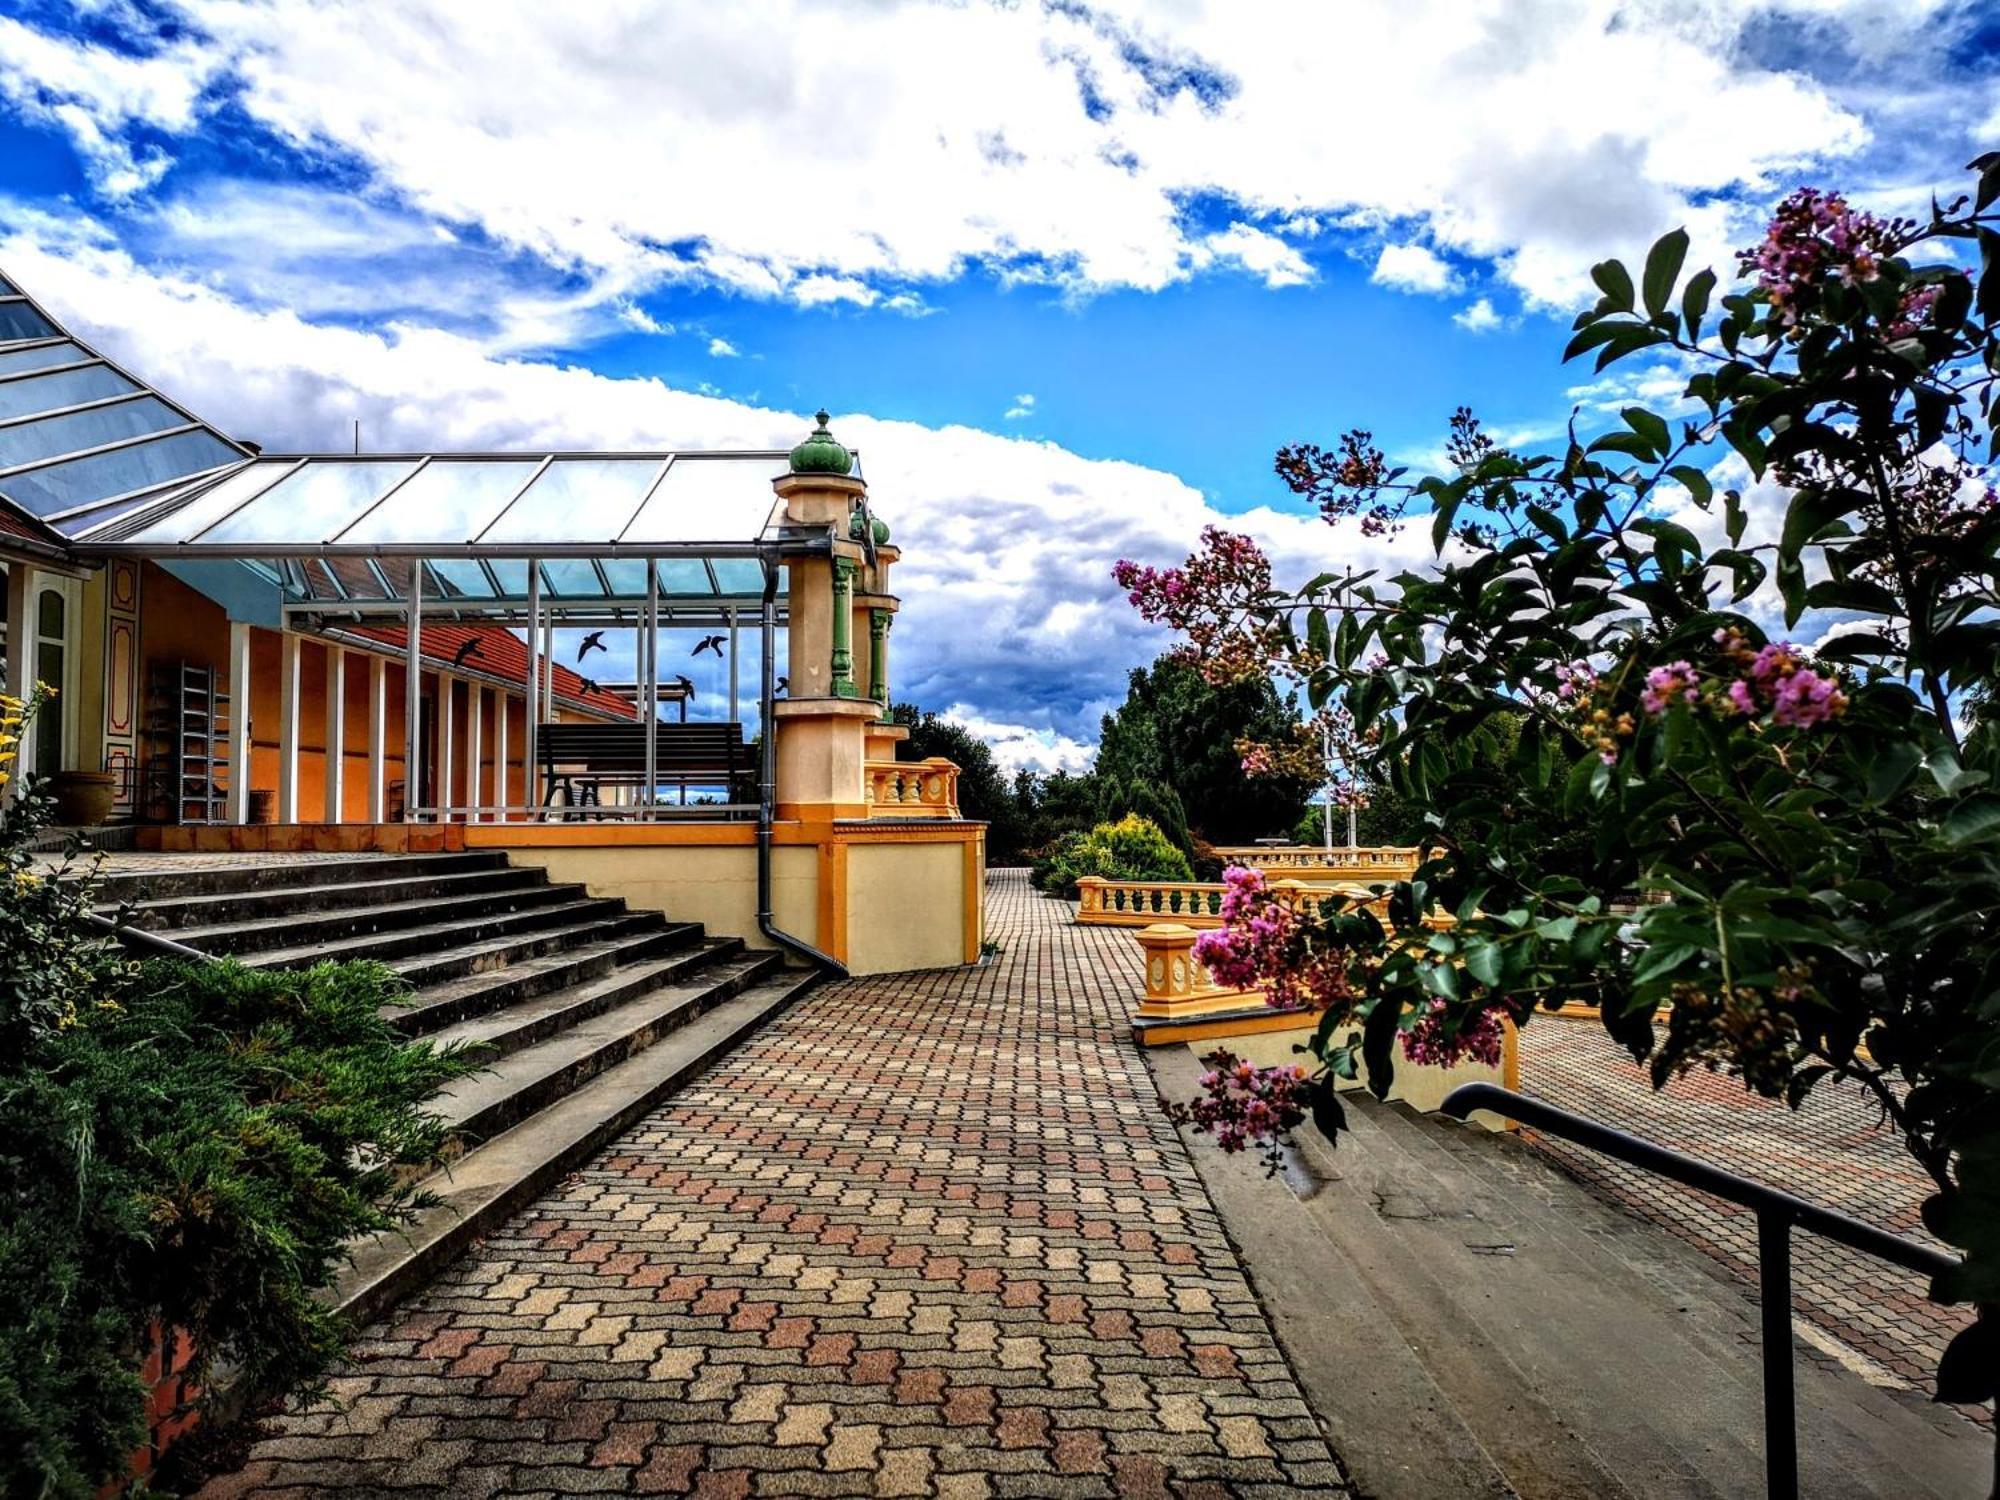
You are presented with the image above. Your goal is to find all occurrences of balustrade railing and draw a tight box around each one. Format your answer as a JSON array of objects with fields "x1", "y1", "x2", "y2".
[
  {"x1": 1076, "y1": 875, "x2": 1383, "y2": 928},
  {"x1": 1210, "y1": 844, "x2": 1422, "y2": 880},
  {"x1": 866, "y1": 757, "x2": 961, "y2": 819}
]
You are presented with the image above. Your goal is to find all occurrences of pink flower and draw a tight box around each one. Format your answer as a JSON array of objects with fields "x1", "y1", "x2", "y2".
[
  {"x1": 1401, "y1": 999, "x2": 1507, "y2": 1068},
  {"x1": 1640, "y1": 660, "x2": 1699, "y2": 715},
  {"x1": 1165, "y1": 1049, "x2": 1314, "y2": 1173}
]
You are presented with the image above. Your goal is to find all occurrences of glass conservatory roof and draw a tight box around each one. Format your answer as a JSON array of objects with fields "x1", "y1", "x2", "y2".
[
  {"x1": 0, "y1": 279, "x2": 250, "y2": 535},
  {"x1": 80, "y1": 450, "x2": 829, "y2": 559}
]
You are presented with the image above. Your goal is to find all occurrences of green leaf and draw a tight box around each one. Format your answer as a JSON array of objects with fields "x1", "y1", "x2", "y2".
[
  {"x1": 1980, "y1": 228, "x2": 2000, "y2": 322},
  {"x1": 1641, "y1": 228, "x2": 1689, "y2": 320},
  {"x1": 1668, "y1": 464, "x2": 1712, "y2": 508},
  {"x1": 1942, "y1": 794, "x2": 2000, "y2": 847},
  {"x1": 1681, "y1": 267, "x2": 1716, "y2": 341},
  {"x1": 1309, "y1": 1073, "x2": 1346, "y2": 1146},
  {"x1": 1465, "y1": 940, "x2": 1504, "y2": 989},
  {"x1": 1623, "y1": 407, "x2": 1671, "y2": 458},
  {"x1": 1591, "y1": 258, "x2": 1636, "y2": 314},
  {"x1": 1306, "y1": 607, "x2": 1331, "y2": 663},
  {"x1": 1936, "y1": 1319, "x2": 2000, "y2": 1404}
]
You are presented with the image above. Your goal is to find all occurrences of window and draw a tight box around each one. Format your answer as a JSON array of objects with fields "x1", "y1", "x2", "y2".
[{"x1": 32, "y1": 586, "x2": 64, "y2": 778}]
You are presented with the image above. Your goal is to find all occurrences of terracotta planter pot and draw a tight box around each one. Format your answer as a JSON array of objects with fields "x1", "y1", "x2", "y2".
[{"x1": 50, "y1": 769, "x2": 116, "y2": 826}]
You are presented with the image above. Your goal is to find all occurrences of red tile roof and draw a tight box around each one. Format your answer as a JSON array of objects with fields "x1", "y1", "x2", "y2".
[
  {"x1": 351, "y1": 624, "x2": 637, "y2": 720},
  {"x1": 0, "y1": 501, "x2": 63, "y2": 547}
]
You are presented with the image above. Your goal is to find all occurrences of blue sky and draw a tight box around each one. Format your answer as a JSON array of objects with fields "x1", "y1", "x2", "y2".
[{"x1": 2, "y1": 0, "x2": 1995, "y2": 767}]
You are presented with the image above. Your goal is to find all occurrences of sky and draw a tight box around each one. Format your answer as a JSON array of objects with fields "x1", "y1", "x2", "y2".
[{"x1": 1, "y1": 0, "x2": 1996, "y2": 770}]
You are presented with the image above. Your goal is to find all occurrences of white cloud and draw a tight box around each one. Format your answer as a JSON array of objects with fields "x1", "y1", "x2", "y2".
[
  {"x1": 0, "y1": 234, "x2": 1438, "y2": 762},
  {"x1": 1452, "y1": 296, "x2": 1504, "y2": 332},
  {"x1": 1202, "y1": 223, "x2": 1313, "y2": 288},
  {"x1": 707, "y1": 336, "x2": 739, "y2": 358},
  {"x1": 0, "y1": 0, "x2": 1933, "y2": 314},
  {"x1": 1004, "y1": 393, "x2": 1036, "y2": 421},
  {"x1": 938, "y1": 706, "x2": 1096, "y2": 776},
  {"x1": 1372, "y1": 243, "x2": 1457, "y2": 295}
]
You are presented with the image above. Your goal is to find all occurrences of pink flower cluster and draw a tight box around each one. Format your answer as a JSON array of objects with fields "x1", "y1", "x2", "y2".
[
  {"x1": 1193, "y1": 866, "x2": 1289, "y2": 992},
  {"x1": 1639, "y1": 660, "x2": 1699, "y2": 715},
  {"x1": 1114, "y1": 526, "x2": 1279, "y2": 682},
  {"x1": 1164, "y1": 1048, "x2": 1312, "y2": 1173},
  {"x1": 1401, "y1": 997, "x2": 1508, "y2": 1068},
  {"x1": 1554, "y1": 659, "x2": 1598, "y2": 702},
  {"x1": 1274, "y1": 430, "x2": 1401, "y2": 538},
  {"x1": 1239, "y1": 745, "x2": 1275, "y2": 776},
  {"x1": 1739, "y1": 188, "x2": 1903, "y2": 328},
  {"x1": 1730, "y1": 640, "x2": 1847, "y2": 728}
]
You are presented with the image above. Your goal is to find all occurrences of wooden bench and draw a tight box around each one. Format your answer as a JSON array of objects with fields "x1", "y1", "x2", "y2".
[{"x1": 537, "y1": 722, "x2": 753, "y2": 812}]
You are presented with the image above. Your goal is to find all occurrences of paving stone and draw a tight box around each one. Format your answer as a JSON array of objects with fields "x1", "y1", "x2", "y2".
[{"x1": 193, "y1": 872, "x2": 1344, "y2": 1496}]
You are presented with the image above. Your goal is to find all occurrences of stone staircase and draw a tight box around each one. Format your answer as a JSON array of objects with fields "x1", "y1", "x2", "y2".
[
  {"x1": 1157, "y1": 1049, "x2": 1993, "y2": 1500},
  {"x1": 96, "y1": 851, "x2": 817, "y2": 1325}
]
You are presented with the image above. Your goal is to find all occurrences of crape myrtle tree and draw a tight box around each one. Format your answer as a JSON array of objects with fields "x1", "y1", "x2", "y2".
[{"x1": 1117, "y1": 163, "x2": 2000, "y2": 1407}]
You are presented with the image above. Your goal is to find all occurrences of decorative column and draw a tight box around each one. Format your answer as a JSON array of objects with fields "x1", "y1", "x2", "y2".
[
  {"x1": 367, "y1": 654, "x2": 387, "y2": 822},
  {"x1": 830, "y1": 557, "x2": 858, "y2": 698},
  {"x1": 226, "y1": 622, "x2": 253, "y2": 825},
  {"x1": 868, "y1": 608, "x2": 891, "y2": 718},
  {"x1": 325, "y1": 645, "x2": 346, "y2": 823}
]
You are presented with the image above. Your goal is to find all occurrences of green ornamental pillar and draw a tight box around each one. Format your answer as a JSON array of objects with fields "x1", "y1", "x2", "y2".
[
  {"x1": 869, "y1": 609, "x2": 892, "y2": 719},
  {"x1": 831, "y1": 557, "x2": 858, "y2": 698}
]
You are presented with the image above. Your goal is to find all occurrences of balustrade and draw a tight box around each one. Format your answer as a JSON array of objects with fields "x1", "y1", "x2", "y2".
[
  {"x1": 1075, "y1": 875, "x2": 1384, "y2": 928},
  {"x1": 865, "y1": 757, "x2": 961, "y2": 818}
]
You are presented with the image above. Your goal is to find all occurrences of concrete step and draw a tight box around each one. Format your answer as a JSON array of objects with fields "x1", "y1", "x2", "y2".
[
  {"x1": 165, "y1": 880, "x2": 590, "y2": 956},
  {"x1": 386, "y1": 924, "x2": 707, "y2": 1037},
  {"x1": 240, "y1": 897, "x2": 644, "y2": 970},
  {"x1": 384, "y1": 911, "x2": 667, "y2": 988},
  {"x1": 106, "y1": 864, "x2": 550, "y2": 931},
  {"x1": 429, "y1": 950, "x2": 786, "y2": 1143},
  {"x1": 419, "y1": 939, "x2": 748, "y2": 1062},
  {"x1": 335, "y1": 968, "x2": 819, "y2": 1327},
  {"x1": 88, "y1": 851, "x2": 508, "y2": 905}
]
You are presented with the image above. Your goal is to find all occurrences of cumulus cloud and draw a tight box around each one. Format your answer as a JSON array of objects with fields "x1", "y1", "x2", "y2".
[
  {"x1": 1451, "y1": 298, "x2": 1496, "y2": 332},
  {"x1": 936, "y1": 706, "x2": 1096, "y2": 775},
  {"x1": 0, "y1": 0, "x2": 1943, "y2": 316},
  {"x1": 1004, "y1": 393, "x2": 1036, "y2": 421},
  {"x1": 1372, "y1": 243, "x2": 1457, "y2": 295},
  {"x1": 707, "y1": 336, "x2": 739, "y2": 358}
]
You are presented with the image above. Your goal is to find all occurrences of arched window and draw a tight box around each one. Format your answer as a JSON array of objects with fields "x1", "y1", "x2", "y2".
[{"x1": 32, "y1": 586, "x2": 64, "y2": 779}]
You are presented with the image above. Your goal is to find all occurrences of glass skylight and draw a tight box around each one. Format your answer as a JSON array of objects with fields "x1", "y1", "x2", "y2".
[
  {"x1": 1, "y1": 429, "x2": 242, "y2": 517},
  {"x1": 0, "y1": 301, "x2": 58, "y2": 343},
  {"x1": 0, "y1": 342, "x2": 92, "y2": 379},
  {"x1": 0, "y1": 364, "x2": 136, "y2": 420}
]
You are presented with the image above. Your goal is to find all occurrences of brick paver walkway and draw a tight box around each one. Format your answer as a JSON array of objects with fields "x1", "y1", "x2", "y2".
[
  {"x1": 1517, "y1": 1020, "x2": 1974, "y2": 1404},
  {"x1": 203, "y1": 869, "x2": 1345, "y2": 1497}
]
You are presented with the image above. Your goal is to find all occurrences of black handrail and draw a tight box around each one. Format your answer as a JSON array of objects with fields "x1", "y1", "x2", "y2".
[
  {"x1": 82, "y1": 910, "x2": 215, "y2": 964},
  {"x1": 1440, "y1": 1081, "x2": 1961, "y2": 1500}
]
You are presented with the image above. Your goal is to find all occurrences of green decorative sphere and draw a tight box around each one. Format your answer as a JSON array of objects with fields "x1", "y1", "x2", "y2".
[
  {"x1": 789, "y1": 409, "x2": 853, "y2": 476},
  {"x1": 848, "y1": 507, "x2": 892, "y2": 545}
]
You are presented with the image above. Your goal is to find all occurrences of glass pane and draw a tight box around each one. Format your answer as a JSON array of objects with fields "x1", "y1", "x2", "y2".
[
  {"x1": 0, "y1": 396, "x2": 186, "y2": 469},
  {"x1": 342, "y1": 458, "x2": 542, "y2": 543},
  {"x1": 485, "y1": 559, "x2": 530, "y2": 596},
  {"x1": 0, "y1": 429, "x2": 241, "y2": 517},
  {"x1": 204, "y1": 458, "x2": 420, "y2": 544},
  {"x1": 0, "y1": 302, "x2": 58, "y2": 343},
  {"x1": 482, "y1": 458, "x2": 661, "y2": 543},
  {"x1": 0, "y1": 365, "x2": 137, "y2": 421},
  {"x1": 600, "y1": 558, "x2": 649, "y2": 597},
  {"x1": 540, "y1": 559, "x2": 604, "y2": 596},
  {"x1": 0, "y1": 273, "x2": 13, "y2": 294},
  {"x1": 655, "y1": 558, "x2": 712, "y2": 596},
  {"x1": 712, "y1": 558, "x2": 766, "y2": 595},
  {"x1": 34, "y1": 637, "x2": 63, "y2": 778},
  {"x1": 0, "y1": 342, "x2": 91, "y2": 378},
  {"x1": 621, "y1": 455, "x2": 783, "y2": 544},
  {"x1": 105, "y1": 461, "x2": 277, "y2": 542},
  {"x1": 37, "y1": 587, "x2": 63, "y2": 637},
  {"x1": 426, "y1": 559, "x2": 495, "y2": 597}
]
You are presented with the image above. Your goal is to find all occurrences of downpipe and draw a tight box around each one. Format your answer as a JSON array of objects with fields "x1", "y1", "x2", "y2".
[{"x1": 756, "y1": 551, "x2": 847, "y2": 977}]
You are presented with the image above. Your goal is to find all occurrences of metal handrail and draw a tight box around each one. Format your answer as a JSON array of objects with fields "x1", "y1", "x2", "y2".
[
  {"x1": 82, "y1": 910, "x2": 215, "y2": 963},
  {"x1": 1440, "y1": 1082, "x2": 1961, "y2": 1500}
]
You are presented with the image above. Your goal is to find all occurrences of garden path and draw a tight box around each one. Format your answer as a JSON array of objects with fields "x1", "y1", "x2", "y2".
[{"x1": 199, "y1": 868, "x2": 1347, "y2": 1498}]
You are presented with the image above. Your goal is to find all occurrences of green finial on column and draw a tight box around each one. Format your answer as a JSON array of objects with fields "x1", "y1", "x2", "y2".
[{"x1": 831, "y1": 557, "x2": 858, "y2": 698}]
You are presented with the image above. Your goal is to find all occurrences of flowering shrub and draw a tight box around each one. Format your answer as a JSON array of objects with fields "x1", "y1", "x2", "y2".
[
  {"x1": 1126, "y1": 160, "x2": 2000, "y2": 1404},
  {"x1": 1163, "y1": 1049, "x2": 1314, "y2": 1175}
]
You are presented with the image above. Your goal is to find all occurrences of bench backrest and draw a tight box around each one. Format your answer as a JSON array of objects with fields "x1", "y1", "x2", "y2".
[{"x1": 538, "y1": 721, "x2": 749, "y2": 772}]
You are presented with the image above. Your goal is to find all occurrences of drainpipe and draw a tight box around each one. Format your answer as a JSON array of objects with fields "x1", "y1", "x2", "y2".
[{"x1": 756, "y1": 550, "x2": 846, "y2": 976}]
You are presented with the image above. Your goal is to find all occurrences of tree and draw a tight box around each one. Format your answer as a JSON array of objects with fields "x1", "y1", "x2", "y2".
[
  {"x1": 1120, "y1": 166, "x2": 2000, "y2": 1412},
  {"x1": 1096, "y1": 656, "x2": 1315, "y2": 842}
]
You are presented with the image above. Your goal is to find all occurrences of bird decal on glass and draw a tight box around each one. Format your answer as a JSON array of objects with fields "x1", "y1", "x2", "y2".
[
  {"x1": 450, "y1": 637, "x2": 484, "y2": 669},
  {"x1": 692, "y1": 634, "x2": 726, "y2": 658},
  {"x1": 672, "y1": 673, "x2": 696, "y2": 699},
  {"x1": 577, "y1": 631, "x2": 607, "y2": 660},
  {"x1": 774, "y1": 676, "x2": 789, "y2": 696},
  {"x1": 578, "y1": 677, "x2": 601, "y2": 696}
]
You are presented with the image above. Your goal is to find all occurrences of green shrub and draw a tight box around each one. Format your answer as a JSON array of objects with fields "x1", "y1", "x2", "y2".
[
  {"x1": 1031, "y1": 814, "x2": 1195, "y2": 899},
  {"x1": 0, "y1": 690, "x2": 471, "y2": 1498}
]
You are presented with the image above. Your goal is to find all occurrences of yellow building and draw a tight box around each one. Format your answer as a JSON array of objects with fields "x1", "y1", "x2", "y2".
[{"x1": 0, "y1": 267, "x2": 980, "y2": 975}]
